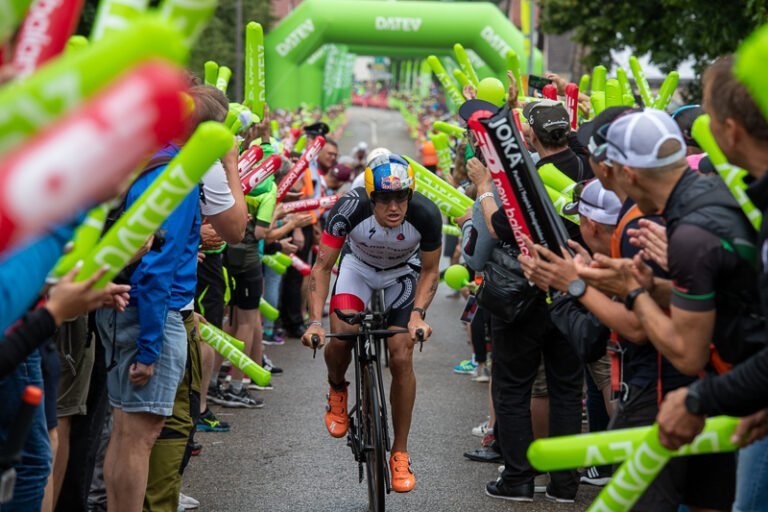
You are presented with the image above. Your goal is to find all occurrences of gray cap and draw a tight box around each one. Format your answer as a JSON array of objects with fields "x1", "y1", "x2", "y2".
[
  {"x1": 564, "y1": 179, "x2": 622, "y2": 225},
  {"x1": 606, "y1": 108, "x2": 687, "y2": 168}
]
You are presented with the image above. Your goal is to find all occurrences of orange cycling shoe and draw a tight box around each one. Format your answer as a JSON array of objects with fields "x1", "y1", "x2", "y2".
[
  {"x1": 390, "y1": 451, "x2": 415, "y2": 493},
  {"x1": 325, "y1": 385, "x2": 349, "y2": 438}
]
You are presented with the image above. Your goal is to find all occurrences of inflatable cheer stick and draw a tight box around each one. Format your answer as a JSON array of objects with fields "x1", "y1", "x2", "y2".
[
  {"x1": 587, "y1": 419, "x2": 738, "y2": 512},
  {"x1": 616, "y1": 67, "x2": 634, "y2": 106},
  {"x1": 240, "y1": 154, "x2": 280, "y2": 195},
  {"x1": 244, "y1": 21, "x2": 265, "y2": 117},
  {"x1": 442, "y1": 224, "x2": 461, "y2": 237},
  {"x1": 90, "y1": 0, "x2": 149, "y2": 42},
  {"x1": 452, "y1": 68, "x2": 471, "y2": 89},
  {"x1": 270, "y1": 120, "x2": 279, "y2": 138},
  {"x1": 259, "y1": 297, "x2": 279, "y2": 321},
  {"x1": 0, "y1": 61, "x2": 188, "y2": 254},
  {"x1": 590, "y1": 91, "x2": 606, "y2": 116},
  {"x1": 454, "y1": 43, "x2": 479, "y2": 87},
  {"x1": 216, "y1": 65, "x2": 231, "y2": 94},
  {"x1": 293, "y1": 134, "x2": 307, "y2": 153},
  {"x1": 50, "y1": 202, "x2": 110, "y2": 277},
  {"x1": 506, "y1": 49, "x2": 522, "y2": 98},
  {"x1": 276, "y1": 136, "x2": 325, "y2": 201},
  {"x1": 565, "y1": 83, "x2": 579, "y2": 130},
  {"x1": 78, "y1": 121, "x2": 233, "y2": 287},
  {"x1": 428, "y1": 132, "x2": 453, "y2": 174},
  {"x1": 578, "y1": 74, "x2": 590, "y2": 96},
  {"x1": 204, "y1": 60, "x2": 218, "y2": 86},
  {"x1": 654, "y1": 71, "x2": 679, "y2": 111},
  {"x1": 415, "y1": 180, "x2": 467, "y2": 218},
  {"x1": 542, "y1": 84, "x2": 557, "y2": 101},
  {"x1": 274, "y1": 252, "x2": 291, "y2": 267},
  {"x1": 1, "y1": 0, "x2": 35, "y2": 44},
  {"x1": 444, "y1": 264, "x2": 470, "y2": 291},
  {"x1": 199, "y1": 323, "x2": 271, "y2": 386},
  {"x1": 539, "y1": 163, "x2": 577, "y2": 201},
  {"x1": 289, "y1": 254, "x2": 311, "y2": 276},
  {"x1": 0, "y1": 17, "x2": 187, "y2": 157},
  {"x1": 546, "y1": 185, "x2": 579, "y2": 224},
  {"x1": 12, "y1": 0, "x2": 85, "y2": 77},
  {"x1": 692, "y1": 115, "x2": 761, "y2": 230},
  {"x1": 426, "y1": 55, "x2": 464, "y2": 107},
  {"x1": 65, "y1": 34, "x2": 88, "y2": 54},
  {"x1": 213, "y1": 326, "x2": 244, "y2": 351},
  {"x1": 736, "y1": 23, "x2": 768, "y2": 120},
  {"x1": 629, "y1": 56, "x2": 653, "y2": 108},
  {"x1": 433, "y1": 121, "x2": 465, "y2": 137},
  {"x1": 405, "y1": 156, "x2": 473, "y2": 209},
  {"x1": 591, "y1": 65, "x2": 607, "y2": 94},
  {"x1": 528, "y1": 416, "x2": 737, "y2": 473},
  {"x1": 237, "y1": 144, "x2": 264, "y2": 176},
  {"x1": 605, "y1": 79, "x2": 621, "y2": 108},
  {"x1": 262, "y1": 254, "x2": 287, "y2": 275},
  {"x1": 281, "y1": 195, "x2": 339, "y2": 214},
  {"x1": 157, "y1": 0, "x2": 216, "y2": 47}
]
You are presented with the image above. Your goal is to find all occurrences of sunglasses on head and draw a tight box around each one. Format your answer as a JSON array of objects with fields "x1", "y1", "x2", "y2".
[
  {"x1": 590, "y1": 123, "x2": 628, "y2": 164},
  {"x1": 372, "y1": 189, "x2": 411, "y2": 204},
  {"x1": 570, "y1": 178, "x2": 601, "y2": 210}
]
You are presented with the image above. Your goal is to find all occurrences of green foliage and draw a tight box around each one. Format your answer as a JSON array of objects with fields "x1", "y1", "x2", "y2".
[{"x1": 540, "y1": 0, "x2": 768, "y2": 98}]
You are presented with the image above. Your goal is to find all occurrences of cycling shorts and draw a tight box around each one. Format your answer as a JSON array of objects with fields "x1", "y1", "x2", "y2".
[{"x1": 331, "y1": 254, "x2": 418, "y2": 328}]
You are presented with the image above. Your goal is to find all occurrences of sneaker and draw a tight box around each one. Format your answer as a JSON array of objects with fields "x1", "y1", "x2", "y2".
[
  {"x1": 222, "y1": 387, "x2": 264, "y2": 409},
  {"x1": 463, "y1": 446, "x2": 502, "y2": 463},
  {"x1": 471, "y1": 420, "x2": 489, "y2": 438},
  {"x1": 580, "y1": 465, "x2": 612, "y2": 486},
  {"x1": 471, "y1": 366, "x2": 491, "y2": 383},
  {"x1": 485, "y1": 478, "x2": 533, "y2": 502},
  {"x1": 544, "y1": 484, "x2": 576, "y2": 503},
  {"x1": 534, "y1": 473, "x2": 549, "y2": 493},
  {"x1": 389, "y1": 451, "x2": 415, "y2": 492},
  {"x1": 178, "y1": 492, "x2": 200, "y2": 510},
  {"x1": 262, "y1": 355, "x2": 283, "y2": 375},
  {"x1": 481, "y1": 432, "x2": 496, "y2": 448},
  {"x1": 248, "y1": 381, "x2": 274, "y2": 391},
  {"x1": 207, "y1": 383, "x2": 238, "y2": 407},
  {"x1": 325, "y1": 385, "x2": 349, "y2": 438},
  {"x1": 190, "y1": 441, "x2": 202, "y2": 456},
  {"x1": 197, "y1": 408, "x2": 230, "y2": 432},
  {"x1": 262, "y1": 331, "x2": 285, "y2": 346},
  {"x1": 453, "y1": 359, "x2": 477, "y2": 374}
]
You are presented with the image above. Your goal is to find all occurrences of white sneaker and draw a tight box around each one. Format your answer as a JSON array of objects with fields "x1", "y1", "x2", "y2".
[
  {"x1": 472, "y1": 420, "x2": 489, "y2": 437},
  {"x1": 471, "y1": 366, "x2": 491, "y2": 383},
  {"x1": 178, "y1": 492, "x2": 199, "y2": 510}
]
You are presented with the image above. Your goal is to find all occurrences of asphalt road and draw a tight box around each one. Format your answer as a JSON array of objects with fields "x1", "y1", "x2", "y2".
[{"x1": 183, "y1": 106, "x2": 598, "y2": 511}]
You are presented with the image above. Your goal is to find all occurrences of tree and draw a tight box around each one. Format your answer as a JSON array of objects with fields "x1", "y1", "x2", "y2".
[{"x1": 540, "y1": 0, "x2": 768, "y2": 98}]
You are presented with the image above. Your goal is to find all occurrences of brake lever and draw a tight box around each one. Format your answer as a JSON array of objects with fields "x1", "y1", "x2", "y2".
[
  {"x1": 416, "y1": 328, "x2": 425, "y2": 352},
  {"x1": 311, "y1": 334, "x2": 320, "y2": 359}
]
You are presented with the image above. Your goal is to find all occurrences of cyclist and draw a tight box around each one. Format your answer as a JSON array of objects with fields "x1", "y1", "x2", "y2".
[{"x1": 301, "y1": 152, "x2": 441, "y2": 493}]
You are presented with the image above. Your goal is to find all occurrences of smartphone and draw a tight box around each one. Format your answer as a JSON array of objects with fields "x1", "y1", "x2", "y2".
[{"x1": 528, "y1": 74, "x2": 553, "y2": 96}]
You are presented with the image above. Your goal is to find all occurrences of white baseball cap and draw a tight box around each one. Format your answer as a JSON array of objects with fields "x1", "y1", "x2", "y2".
[
  {"x1": 564, "y1": 179, "x2": 622, "y2": 225},
  {"x1": 606, "y1": 108, "x2": 687, "y2": 168}
]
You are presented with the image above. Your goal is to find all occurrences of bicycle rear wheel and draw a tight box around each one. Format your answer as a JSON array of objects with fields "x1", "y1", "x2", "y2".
[{"x1": 362, "y1": 362, "x2": 386, "y2": 512}]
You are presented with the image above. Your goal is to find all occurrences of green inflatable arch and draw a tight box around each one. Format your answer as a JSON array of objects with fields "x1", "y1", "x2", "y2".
[{"x1": 265, "y1": 0, "x2": 543, "y2": 109}]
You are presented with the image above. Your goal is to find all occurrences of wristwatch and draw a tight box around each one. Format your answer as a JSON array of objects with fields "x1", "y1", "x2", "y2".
[
  {"x1": 412, "y1": 307, "x2": 426, "y2": 320},
  {"x1": 624, "y1": 287, "x2": 647, "y2": 311},
  {"x1": 684, "y1": 382, "x2": 705, "y2": 416},
  {"x1": 567, "y1": 279, "x2": 587, "y2": 299}
]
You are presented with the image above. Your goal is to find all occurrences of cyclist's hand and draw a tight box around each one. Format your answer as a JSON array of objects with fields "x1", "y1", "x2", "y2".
[
  {"x1": 407, "y1": 317, "x2": 431, "y2": 342},
  {"x1": 301, "y1": 323, "x2": 325, "y2": 349}
]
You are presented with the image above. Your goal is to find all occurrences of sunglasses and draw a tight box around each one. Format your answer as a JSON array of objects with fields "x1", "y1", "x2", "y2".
[
  {"x1": 570, "y1": 179, "x2": 602, "y2": 210},
  {"x1": 590, "y1": 123, "x2": 628, "y2": 164},
  {"x1": 372, "y1": 190, "x2": 411, "y2": 204}
]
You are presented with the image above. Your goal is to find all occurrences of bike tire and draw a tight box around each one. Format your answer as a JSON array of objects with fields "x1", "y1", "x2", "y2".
[{"x1": 362, "y1": 362, "x2": 386, "y2": 512}]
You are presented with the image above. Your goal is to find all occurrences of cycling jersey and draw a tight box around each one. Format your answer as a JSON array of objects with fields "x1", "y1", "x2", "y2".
[{"x1": 321, "y1": 187, "x2": 441, "y2": 271}]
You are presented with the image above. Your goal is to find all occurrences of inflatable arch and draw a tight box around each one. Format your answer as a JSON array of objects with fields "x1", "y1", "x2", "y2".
[{"x1": 265, "y1": 0, "x2": 543, "y2": 109}]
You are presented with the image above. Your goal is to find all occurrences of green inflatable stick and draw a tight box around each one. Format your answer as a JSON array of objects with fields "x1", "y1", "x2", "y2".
[
  {"x1": 506, "y1": 49, "x2": 522, "y2": 98},
  {"x1": 736, "y1": 23, "x2": 768, "y2": 121},
  {"x1": 579, "y1": 74, "x2": 590, "y2": 96},
  {"x1": 51, "y1": 203, "x2": 110, "y2": 278},
  {"x1": 262, "y1": 254, "x2": 287, "y2": 274},
  {"x1": 653, "y1": 71, "x2": 679, "y2": 111},
  {"x1": 454, "y1": 43, "x2": 479, "y2": 87},
  {"x1": 539, "y1": 163, "x2": 577, "y2": 200},
  {"x1": 442, "y1": 224, "x2": 461, "y2": 237},
  {"x1": 199, "y1": 323, "x2": 271, "y2": 386},
  {"x1": 605, "y1": 78, "x2": 621, "y2": 108},
  {"x1": 212, "y1": 326, "x2": 244, "y2": 351},
  {"x1": 428, "y1": 132, "x2": 453, "y2": 175},
  {"x1": 545, "y1": 185, "x2": 579, "y2": 225},
  {"x1": 89, "y1": 0, "x2": 149, "y2": 42},
  {"x1": 65, "y1": 35, "x2": 89, "y2": 54},
  {"x1": 692, "y1": 115, "x2": 761, "y2": 230},
  {"x1": 415, "y1": 180, "x2": 467, "y2": 218},
  {"x1": 216, "y1": 65, "x2": 232, "y2": 94},
  {"x1": 528, "y1": 416, "x2": 738, "y2": 473},
  {"x1": 270, "y1": 119, "x2": 279, "y2": 138},
  {"x1": 629, "y1": 56, "x2": 653, "y2": 108},
  {"x1": 204, "y1": 60, "x2": 218, "y2": 86},
  {"x1": 294, "y1": 134, "x2": 306, "y2": 153},
  {"x1": 244, "y1": 21, "x2": 265, "y2": 116},
  {"x1": 452, "y1": 68, "x2": 471, "y2": 89},
  {"x1": 444, "y1": 264, "x2": 470, "y2": 290},
  {"x1": 591, "y1": 65, "x2": 607, "y2": 94},
  {"x1": 616, "y1": 67, "x2": 634, "y2": 106},
  {"x1": 427, "y1": 55, "x2": 463, "y2": 108},
  {"x1": 405, "y1": 155, "x2": 473, "y2": 208},
  {"x1": 0, "y1": 17, "x2": 187, "y2": 157},
  {"x1": 1, "y1": 0, "x2": 34, "y2": 44},
  {"x1": 591, "y1": 91, "x2": 606, "y2": 116},
  {"x1": 79, "y1": 122, "x2": 233, "y2": 288},
  {"x1": 259, "y1": 298, "x2": 280, "y2": 321},
  {"x1": 433, "y1": 121, "x2": 465, "y2": 137},
  {"x1": 274, "y1": 252, "x2": 291, "y2": 267},
  {"x1": 157, "y1": 0, "x2": 217, "y2": 47}
]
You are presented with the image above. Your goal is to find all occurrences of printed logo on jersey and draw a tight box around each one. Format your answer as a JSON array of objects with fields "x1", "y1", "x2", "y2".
[
  {"x1": 397, "y1": 233, "x2": 405, "y2": 241},
  {"x1": 368, "y1": 227, "x2": 376, "y2": 239}
]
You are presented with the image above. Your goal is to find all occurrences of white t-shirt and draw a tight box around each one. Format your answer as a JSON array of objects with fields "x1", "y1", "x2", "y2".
[
  {"x1": 351, "y1": 171, "x2": 366, "y2": 191},
  {"x1": 200, "y1": 160, "x2": 235, "y2": 217}
]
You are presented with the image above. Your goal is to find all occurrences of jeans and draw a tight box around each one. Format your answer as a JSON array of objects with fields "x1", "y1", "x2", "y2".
[
  {"x1": 734, "y1": 437, "x2": 768, "y2": 511},
  {"x1": 262, "y1": 264, "x2": 282, "y2": 332},
  {"x1": 0, "y1": 351, "x2": 51, "y2": 511},
  {"x1": 491, "y1": 309, "x2": 583, "y2": 498}
]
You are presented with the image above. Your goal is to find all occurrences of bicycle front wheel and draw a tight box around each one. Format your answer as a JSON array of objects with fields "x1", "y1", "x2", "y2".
[{"x1": 362, "y1": 362, "x2": 386, "y2": 512}]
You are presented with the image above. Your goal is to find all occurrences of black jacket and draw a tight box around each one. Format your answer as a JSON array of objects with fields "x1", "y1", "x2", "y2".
[
  {"x1": 0, "y1": 308, "x2": 57, "y2": 379},
  {"x1": 549, "y1": 295, "x2": 609, "y2": 364}
]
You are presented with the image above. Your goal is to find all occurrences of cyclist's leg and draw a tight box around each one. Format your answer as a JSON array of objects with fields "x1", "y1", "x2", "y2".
[{"x1": 383, "y1": 272, "x2": 418, "y2": 453}]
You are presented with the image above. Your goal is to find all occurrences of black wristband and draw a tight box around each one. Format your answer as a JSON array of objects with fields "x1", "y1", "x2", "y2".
[
  {"x1": 624, "y1": 287, "x2": 647, "y2": 311},
  {"x1": 412, "y1": 307, "x2": 426, "y2": 320}
]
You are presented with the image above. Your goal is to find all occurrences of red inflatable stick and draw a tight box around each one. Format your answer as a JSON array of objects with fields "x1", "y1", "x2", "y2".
[
  {"x1": 565, "y1": 83, "x2": 579, "y2": 130},
  {"x1": 282, "y1": 127, "x2": 301, "y2": 157},
  {"x1": 289, "y1": 253, "x2": 311, "y2": 276},
  {"x1": 281, "y1": 194, "x2": 338, "y2": 214},
  {"x1": 542, "y1": 83, "x2": 558, "y2": 101},
  {"x1": 240, "y1": 154, "x2": 281, "y2": 195},
  {"x1": 12, "y1": 0, "x2": 85, "y2": 77},
  {"x1": 0, "y1": 61, "x2": 187, "y2": 254},
  {"x1": 276, "y1": 136, "x2": 325, "y2": 201},
  {"x1": 237, "y1": 144, "x2": 264, "y2": 176}
]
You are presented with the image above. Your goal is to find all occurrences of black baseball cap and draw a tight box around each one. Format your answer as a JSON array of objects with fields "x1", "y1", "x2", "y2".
[
  {"x1": 523, "y1": 100, "x2": 569, "y2": 135},
  {"x1": 458, "y1": 99, "x2": 499, "y2": 123},
  {"x1": 304, "y1": 122, "x2": 330, "y2": 136},
  {"x1": 672, "y1": 105, "x2": 705, "y2": 148},
  {"x1": 576, "y1": 106, "x2": 637, "y2": 151}
]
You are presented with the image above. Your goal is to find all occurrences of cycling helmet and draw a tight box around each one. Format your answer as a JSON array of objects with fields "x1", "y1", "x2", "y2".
[
  {"x1": 364, "y1": 153, "x2": 415, "y2": 197},
  {"x1": 366, "y1": 147, "x2": 391, "y2": 167}
]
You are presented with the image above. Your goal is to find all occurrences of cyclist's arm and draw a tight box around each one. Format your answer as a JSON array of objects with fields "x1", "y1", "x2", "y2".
[
  {"x1": 412, "y1": 248, "x2": 441, "y2": 315},
  {"x1": 308, "y1": 241, "x2": 342, "y2": 323}
]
